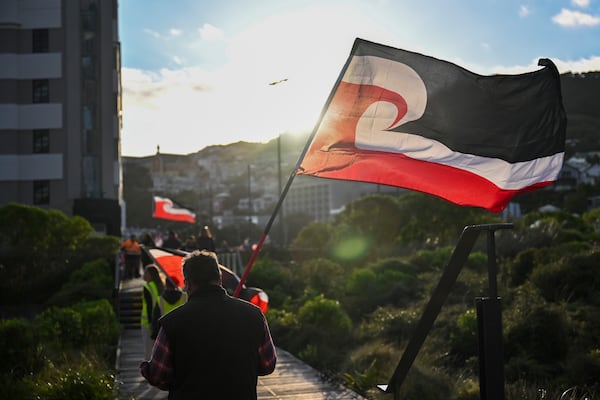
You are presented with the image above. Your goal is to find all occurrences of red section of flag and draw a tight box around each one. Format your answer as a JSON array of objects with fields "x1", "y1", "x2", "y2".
[
  {"x1": 297, "y1": 39, "x2": 566, "y2": 212},
  {"x1": 153, "y1": 250, "x2": 185, "y2": 288},
  {"x1": 152, "y1": 196, "x2": 196, "y2": 223}
]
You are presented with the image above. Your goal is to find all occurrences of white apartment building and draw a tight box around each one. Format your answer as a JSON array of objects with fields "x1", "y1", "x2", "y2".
[
  {"x1": 0, "y1": 0, "x2": 122, "y2": 235},
  {"x1": 284, "y1": 175, "x2": 405, "y2": 222}
]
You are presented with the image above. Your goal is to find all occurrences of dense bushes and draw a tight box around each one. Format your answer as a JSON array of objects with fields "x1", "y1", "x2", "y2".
[
  {"x1": 0, "y1": 203, "x2": 120, "y2": 305},
  {"x1": 0, "y1": 318, "x2": 40, "y2": 376},
  {"x1": 0, "y1": 204, "x2": 121, "y2": 399},
  {"x1": 0, "y1": 299, "x2": 119, "y2": 398},
  {"x1": 254, "y1": 193, "x2": 600, "y2": 399},
  {"x1": 46, "y1": 258, "x2": 115, "y2": 307}
]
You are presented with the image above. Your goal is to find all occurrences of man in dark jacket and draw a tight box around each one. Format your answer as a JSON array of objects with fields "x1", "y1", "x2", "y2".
[{"x1": 140, "y1": 250, "x2": 277, "y2": 399}]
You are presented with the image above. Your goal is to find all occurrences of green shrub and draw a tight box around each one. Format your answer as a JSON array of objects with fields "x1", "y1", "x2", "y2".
[
  {"x1": 266, "y1": 308, "x2": 299, "y2": 345},
  {"x1": 35, "y1": 306, "x2": 84, "y2": 349},
  {"x1": 0, "y1": 318, "x2": 40, "y2": 377},
  {"x1": 293, "y1": 295, "x2": 353, "y2": 370},
  {"x1": 531, "y1": 251, "x2": 600, "y2": 304},
  {"x1": 70, "y1": 235, "x2": 121, "y2": 267},
  {"x1": 27, "y1": 356, "x2": 116, "y2": 400},
  {"x1": 297, "y1": 258, "x2": 346, "y2": 300},
  {"x1": 344, "y1": 268, "x2": 379, "y2": 317},
  {"x1": 344, "y1": 339, "x2": 398, "y2": 396},
  {"x1": 409, "y1": 247, "x2": 454, "y2": 272},
  {"x1": 505, "y1": 305, "x2": 569, "y2": 379},
  {"x1": 449, "y1": 309, "x2": 478, "y2": 363},
  {"x1": 357, "y1": 306, "x2": 419, "y2": 344},
  {"x1": 507, "y1": 248, "x2": 537, "y2": 286},
  {"x1": 464, "y1": 251, "x2": 488, "y2": 271},
  {"x1": 342, "y1": 358, "x2": 380, "y2": 397},
  {"x1": 0, "y1": 203, "x2": 94, "y2": 304},
  {"x1": 246, "y1": 258, "x2": 301, "y2": 309},
  {"x1": 33, "y1": 300, "x2": 119, "y2": 361},
  {"x1": 46, "y1": 259, "x2": 114, "y2": 306},
  {"x1": 72, "y1": 299, "x2": 120, "y2": 362},
  {"x1": 68, "y1": 259, "x2": 113, "y2": 287},
  {"x1": 396, "y1": 364, "x2": 454, "y2": 400},
  {"x1": 455, "y1": 377, "x2": 480, "y2": 400},
  {"x1": 563, "y1": 349, "x2": 600, "y2": 386},
  {"x1": 343, "y1": 260, "x2": 419, "y2": 318}
]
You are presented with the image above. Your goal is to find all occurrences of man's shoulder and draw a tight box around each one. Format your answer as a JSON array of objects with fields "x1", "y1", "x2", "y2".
[
  {"x1": 159, "y1": 301, "x2": 188, "y2": 326},
  {"x1": 225, "y1": 294, "x2": 264, "y2": 316}
]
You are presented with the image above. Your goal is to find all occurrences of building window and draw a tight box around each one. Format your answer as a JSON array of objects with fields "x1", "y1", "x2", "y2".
[
  {"x1": 32, "y1": 79, "x2": 49, "y2": 103},
  {"x1": 33, "y1": 130, "x2": 50, "y2": 153},
  {"x1": 32, "y1": 29, "x2": 49, "y2": 53},
  {"x1": 33, "y1": 181, "x2": 50, "y2": 205}
]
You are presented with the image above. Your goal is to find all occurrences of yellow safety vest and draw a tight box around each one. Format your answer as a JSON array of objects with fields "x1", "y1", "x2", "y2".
[
  {"x1": 158, "y1": 291, "x2": 188, "y2": 316},
  {"x1": 141, "y1": 281, "x2": 160, "y2": 329}
]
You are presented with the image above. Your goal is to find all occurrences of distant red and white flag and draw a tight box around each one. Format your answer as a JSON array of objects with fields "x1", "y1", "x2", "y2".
[
  {"x1": 152, "y1": 196, "x2": 196, "y2": 224},
  {"x1": 297, "y1": 38, "x2": 567, "y2": 212}
]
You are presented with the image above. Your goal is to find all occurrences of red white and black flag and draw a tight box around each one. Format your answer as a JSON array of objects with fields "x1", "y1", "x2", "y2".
[
  {"x1": 152, "y1": 196, "x2": 196, "y2": 224},
  {"x1": 297, "y1": 38, "x2": 567, "y2": 212}
]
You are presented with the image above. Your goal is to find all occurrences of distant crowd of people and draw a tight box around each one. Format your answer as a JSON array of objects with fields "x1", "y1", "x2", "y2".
[
  {"x1": 120, "y1": 226, "x2": 217, "y2": 280},
  {"x1": 161, "y1": 225, "x2": 217, "y2": 253}
]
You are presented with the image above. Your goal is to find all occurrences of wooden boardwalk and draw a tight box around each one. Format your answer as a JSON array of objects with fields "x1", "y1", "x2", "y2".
[{"x1": 115, "y1": 280, "x2": 366, "y2": 399}]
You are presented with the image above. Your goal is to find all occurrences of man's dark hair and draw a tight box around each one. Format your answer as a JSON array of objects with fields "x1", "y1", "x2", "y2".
[{"x1": 182, "y1": 250, "x2": 221, "y2": 286}]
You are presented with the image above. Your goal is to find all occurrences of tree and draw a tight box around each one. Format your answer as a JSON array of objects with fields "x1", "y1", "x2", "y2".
[
  {"x1": 0, "y1": 203, "x2": 95, "y2": 303},
  {"x1": 394, "y1": 193, "x2": 500, "y2": 247},
  {"x1": 290, "y1": 221, "x2": 334, "y2": 261}
]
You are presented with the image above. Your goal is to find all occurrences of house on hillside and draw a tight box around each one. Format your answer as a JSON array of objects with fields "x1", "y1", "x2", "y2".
[{"x1": 553, "y1": 163, "x2": 580, "y2": 191}]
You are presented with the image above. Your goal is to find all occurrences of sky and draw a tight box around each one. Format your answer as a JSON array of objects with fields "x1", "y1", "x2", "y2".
[{"x1": 119, "y1": 0, "x2": 600, "y2": 157}]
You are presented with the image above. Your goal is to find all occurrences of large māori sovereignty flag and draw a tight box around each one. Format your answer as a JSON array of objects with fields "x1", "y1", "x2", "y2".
[
  {"x1": 297, "y1": 38, "x2": 567, "y2": 212},
  {"x1": 152, "y1": 196, "x2": 196, "y2": 223}
]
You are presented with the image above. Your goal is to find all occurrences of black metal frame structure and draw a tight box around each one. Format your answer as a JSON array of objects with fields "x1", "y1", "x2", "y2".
[{"x1": 379, "y1": 223, "x2": 513, "y2": 400}]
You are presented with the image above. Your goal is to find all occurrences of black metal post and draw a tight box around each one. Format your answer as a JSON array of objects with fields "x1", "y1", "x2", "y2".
[
  {"x1": 379, "y1": 223, "x2": 512, "y2": 398},
  {"x1": 477, "y1": 227, "x2": 506, "y2": 400},
  {"x1": 477, "y1": 297, "x2": 504, "y2": 400}
]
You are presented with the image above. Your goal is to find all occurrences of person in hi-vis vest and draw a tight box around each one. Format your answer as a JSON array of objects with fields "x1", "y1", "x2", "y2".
[
  {"x1": 141, "y1": 265, "x2": 164, "y2": 359},
  {"x1": 151, "y1": 276, "x2": 187, "y2": 339}
]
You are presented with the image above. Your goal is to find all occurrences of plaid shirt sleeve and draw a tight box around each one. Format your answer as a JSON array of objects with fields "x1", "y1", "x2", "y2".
[
  {"x1": 257, "y1": 316, "x2": 277, "y2": 375},
  {"x1": 140, "y1": 327, "x2": 174, "y2": 390}
]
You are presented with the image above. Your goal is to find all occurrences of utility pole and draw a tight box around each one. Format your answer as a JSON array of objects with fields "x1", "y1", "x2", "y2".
[
  {"x1": 278, "y1": 135, "x2": 286, "y2": 246},
  {"x1": 247, "y1": 164, "x2": 252, "y2": 242}
]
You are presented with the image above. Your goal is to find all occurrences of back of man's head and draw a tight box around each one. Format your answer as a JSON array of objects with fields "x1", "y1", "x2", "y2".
[{"x1": 183, "y1": 250, "x2": 221, "y2": 287}]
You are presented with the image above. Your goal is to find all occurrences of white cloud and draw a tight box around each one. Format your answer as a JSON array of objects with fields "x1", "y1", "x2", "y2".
[
  {"x1": 199, "y1": 23, "x2": 225, "y2": 41},
  {"x1": 519, "y1": 5, "x2": 531, "y2": 17},
  {"x1": 571, "y1": 0, "x2": 591, "y2": 8},
  {"x1": 143, "y1": 27, "x2": 183, "y2": 40},
  {"x1": 488, "y1": 56, "x2": 600, "y2": 75},
  {"x1": 143, "y1": 28, "x2": 161, "y2": 39},
  {"x1": 552, "y1": 8, "x2": 600, "y2": 27},
  {"x1": 552, "y1": 56, "x2": 600, "y2": 73}
]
